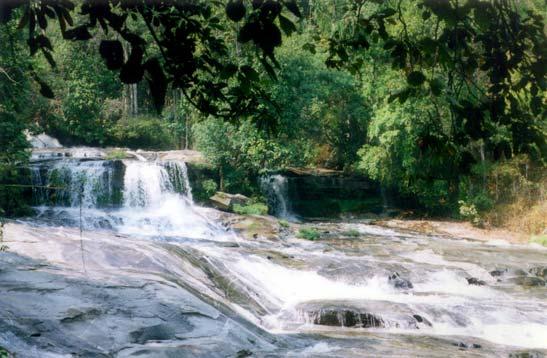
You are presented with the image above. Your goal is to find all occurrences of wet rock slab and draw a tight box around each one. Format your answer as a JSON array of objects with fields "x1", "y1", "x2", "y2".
[
  {"x1": 293, "y1": 300, "x2": 432, "y2": 330},
  {"x1": 0, "y1": 224, "x2": 277, "y2": 357}
]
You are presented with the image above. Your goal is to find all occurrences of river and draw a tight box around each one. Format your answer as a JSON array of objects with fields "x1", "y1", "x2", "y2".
[{"x1": 1, "y1": 149, "x2": 546, "y2": 357}]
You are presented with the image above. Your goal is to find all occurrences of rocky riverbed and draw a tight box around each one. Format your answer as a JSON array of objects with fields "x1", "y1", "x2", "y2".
[{"x1": 1, "y1": 148, "x2": 546, "y2": 357}]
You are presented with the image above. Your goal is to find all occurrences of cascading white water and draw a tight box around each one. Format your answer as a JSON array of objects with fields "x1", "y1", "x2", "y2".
[
  {"x1": 30, "y1": 158, "x2": 223, "y2": 240},
  {"x1": 114, "y1": 160, "x2": 218, "y2": 239},
  {"x1": 25, "y1": 154, "x2": 547, "y2": 354},
  {"x1": 30, "y1": 160, "x2": 117, "y2": 208},
  {"x1": 123, "y1": 161, "x2": 173, "y2": 208},
  {"x1": 260, "y1": 174, "x2": 294, "y2": 219},
  {"x1": 164, "y1": 161, "x2": 193, "y2": 202}
]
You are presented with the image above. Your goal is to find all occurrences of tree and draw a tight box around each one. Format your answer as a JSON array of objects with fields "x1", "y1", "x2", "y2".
[{"x1": 0, "y1": 0, "x2": 302, "y2": 123}]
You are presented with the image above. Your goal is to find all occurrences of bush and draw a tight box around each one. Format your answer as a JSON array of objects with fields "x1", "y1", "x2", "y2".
[
  {"x1": 110, "y1": 116, "x2": 176, "y2": 150},
  {"x1": 458, "y1": 200, "x2": 482, "y2": 227},
  {"x1": 105, "y1": 149, "x2": 127, "y2": 160},
  {"x1": 279, "y1": 219, "x2": 290, "y2": 228},
  {"x1": 530, "y1": 235, "x2": 547, "y2": 247},
  {"x1": 201, "y1": 179, "x2": 218, "y2": 199},
  {"x1": 297, "y1": 227, "x2": 320, "y2": 241},
  {"x1": 233, "y1": 202, "x2": 268, "y2": 216},
  {"x1": 0, "y1": 346, "x2": 9, "y2": 358},
  {"x1": 343, "y1": 229, "x2": 360, "y2": 237}
]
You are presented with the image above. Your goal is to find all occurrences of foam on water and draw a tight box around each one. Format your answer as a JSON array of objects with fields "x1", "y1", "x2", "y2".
[{"x1": 27, "y1": 154, "x2": 547, "y2": 351}]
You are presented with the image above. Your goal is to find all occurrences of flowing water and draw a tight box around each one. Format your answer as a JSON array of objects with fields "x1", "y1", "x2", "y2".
[
  {"x1": 260, "y1": 174, "x2": 295, "y2": 220},
  {"x1": 2, "y1": 152, "x2": 547, "y2": 357}
]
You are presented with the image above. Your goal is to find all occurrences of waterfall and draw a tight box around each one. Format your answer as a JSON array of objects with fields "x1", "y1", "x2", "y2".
[
  {"x1": 122, "y1": 161, "x2": 193, "y2": 207},
  {"x1": 164, "y1": 161, "x2": 193, "y2": 202},
  {"x1": 116, "y1": 161, "x2": 216, "y2": 239},
  {"x1": 123, "y1": 161, "x2": 173, "y2": 208},
  {"x1": 260, "y1": 174, "x2": 294, "y2": 219},
  {"x1": 30, "y1": 160, "x2": 121, "y2": 208},
  {"x1": 28, "y1": 158, "x2": 216, "y2": 239}
]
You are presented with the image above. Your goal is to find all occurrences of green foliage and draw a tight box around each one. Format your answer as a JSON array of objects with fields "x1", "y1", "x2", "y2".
[
  {"x1": 110, "y1": 116, "x2": 175, "y2": 150},
  {"x1": 233, "y1": 202, "x2": 269, "y2": 216},
  {"x1": 0, "y1": 22, "x2": 33, "y2": 217},
  {"x1": 193, "y1": 118, "x2": 292, "y2": 194},
  {"x1": 297, "y1": 227, "x2": 320, "y2": 241},
  {"x1": 4, "y1": 0, "x2": 301, "y2": 118},
  {"x1": 530, "y1": 235, "x2": 547, "y2": 247},
  {"x1": 358, "y1": 96, "x2": 459, "y2": 214},
  {"x1": 278, "y1": 219, "x2": 289, "y2": 228},
  {"x1": 1, "y1": 0, "x2": 545, "y2": 224},
  {"x1": 268, "y1": 39, "x2": 370, "y2": 169},
  {"x1": 201, "y1": 179, "x2": 218, "y2": 200},
  {"x1": 343, "y1": 229, "x2": 360, "y2": 237},
  {"x1": 105, "y1": 150, "x2": 127, "y2": 160},
  {"x1": 0, "y1": 346, "x2": 9, "y2": 358},
  {"x1": 458, "y1": 200, "x2": 481, "y2": 226}
]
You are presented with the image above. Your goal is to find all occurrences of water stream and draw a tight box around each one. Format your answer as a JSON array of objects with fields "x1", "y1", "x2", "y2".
[{"x1": 2, "y1": 152, "x2": 547, "y2": 357}]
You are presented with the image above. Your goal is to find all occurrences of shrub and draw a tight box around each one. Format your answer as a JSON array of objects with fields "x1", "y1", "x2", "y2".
[
  {"x1": 530, "y1": 235, "x2": 547, "y2": 247},
  {"x1": 201, "y1": 179, "x2": 218, "y2": 199},
  {"x1": 343, "y1": 229, "x2": 360, "y2": 237},
  {"x1": 233, "y1": 202, "x2": 268, "y2": 216},
  {"x1": 110, "y1": 116, "x2": 176, "y2": 150},
  {"x1": 297, "y1": 227, "x2": 320, "y2": 241},
  {"x1": 279, "y1": 219, "x2": 290, "y2": 228},
  {"x1": 105, "y1": 149, "x2": 127, "y2": 160},
  {"x1": 458, "y1": 200, "x2": 482, "y2": 227}
]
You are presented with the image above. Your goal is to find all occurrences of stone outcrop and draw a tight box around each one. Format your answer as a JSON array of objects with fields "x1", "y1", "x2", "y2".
[
  {"x1": 210, "y1": 192, "x2": 250, "y2": 212},
  {"x1": 262, "y1": 169, "x2": 383, "y2": 218},
  {"x1": 389, "y1": 272, "x2": 414, "y2": 289},
  {"x1": 295, "y1": 300, "x2": 432, "y2": 330}
]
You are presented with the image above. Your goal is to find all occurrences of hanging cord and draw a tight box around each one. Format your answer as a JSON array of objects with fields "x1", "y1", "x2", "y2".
[
  {"x1": 0, "y1": 218, "x2": 6, "y2": 252},
  {"x1": 79, "y1": 182, "x2": 87, "y2": 274}
]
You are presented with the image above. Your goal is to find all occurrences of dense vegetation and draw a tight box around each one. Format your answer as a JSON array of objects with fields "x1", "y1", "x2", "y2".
[{"x1": 0, "y1": 0, "x2": 545, "y2": 232}]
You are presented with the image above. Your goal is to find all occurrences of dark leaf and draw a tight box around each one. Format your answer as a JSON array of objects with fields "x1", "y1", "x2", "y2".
[
  {"x1": 226, "y1": 0, "x2": 246, "y2": 22},
  {"x1": 99, "y1": 40, "x2": 124, "y2": 70},
  {"x1": 36, "y1": 34, "x2": 53, "y2": 51},
  {"x1": 33, "y1": 75, "x2": 54, "y2": 98},
  {"x1": 278, "y1": 14, "x2": 296, "y2": 35},
  {"x1": 144, "y1": 58, "x2": 167, "y2": 112},
  {"x1": 284, "y1": 0, "x2": 301, "y2": 18},
  {"x1": 41, "y1": 48, "x2": 56, "y2": 68},
  {"x1": 302, "y1": 42, "x2": 315, "y2": 54},
  {"x1": 220, "y1": 64, "x2": 238, "y2": 79},
  {"x1": 17, "y1": 7, "x2": 29, "y2": 29},
  {"x1": 407, "y1": 71, "x2": 426, "y2": 86},
  {"x1": 530, "y1": 96, "x2": 542, "y2": 116},
  {"x1": 377, "y1": 8, "x2": 396, "y2": 18},
  {"x1": 238, "y1": 21, "x2": 258, "y2": 43},
  {"x1": 241, "y1": 65, "x2": 259, "y2": 81},
  {"x1": 261, "y1": 57, "x2": 277, "y2": 80},
  {"x1": 37, "y1": 11, "x2": 47, "y2": 29},
  {"x1": 429, "y1": 77, "x2": 443, "y2": 96},
  {"x1": 63, "y1": 25, "x2": 92, "y2": 40},
  {"x1": 257, "y1": 22, "x2": 282, "y2": 54}
]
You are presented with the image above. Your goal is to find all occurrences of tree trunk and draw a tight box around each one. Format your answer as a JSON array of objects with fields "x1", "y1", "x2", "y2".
[
  {"x1": 131, "y1": 84, "x2": 138, "y2": 116},
  {"x1": 219, "y1": 166, "x2": 224, "y2": 192}
]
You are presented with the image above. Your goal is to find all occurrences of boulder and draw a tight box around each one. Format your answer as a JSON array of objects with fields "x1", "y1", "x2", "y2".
[
  {"x1": 26, "y1": 132, "x2": 63, "y2": 149},
  {"x1": 529, "y1": 266, "x2": 547, "y2": 278},
  {"x1": 209, "y1": 192, "x2": 250, "y2": 212},
  {"x1": 467, "y1": 277, "x2": 486, "y2": 286},
  {"x1": 295, "y1": 300, "x2": 429, "y2": 330},
  {"x1": 308, "y1": 309, "x2": 385, "y2": 328},
  {"x1": 389, "y1": 272, "x2": 413, "y2": 289},
  {"x1": 509, "y1": 276, "x2": 546, "y2": 287}
]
